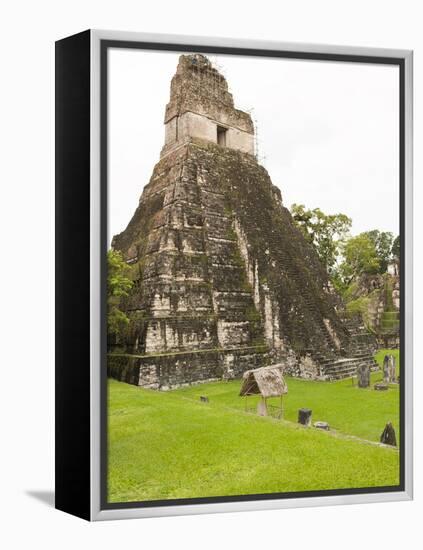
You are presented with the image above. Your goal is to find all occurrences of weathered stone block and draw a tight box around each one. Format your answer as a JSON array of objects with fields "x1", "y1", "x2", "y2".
[
  {"x1": 380, "y1": 422, "x2": 397, "y2": 446},
  {"x1": 298, "y1": 408, "x2": 312, "y2": 426},
  {"x1": 314, "y1": 421, "x2": 330, "y2": 430},
  {"x1": 357, "y1": 363, "x2": 370, "y2": 388}
]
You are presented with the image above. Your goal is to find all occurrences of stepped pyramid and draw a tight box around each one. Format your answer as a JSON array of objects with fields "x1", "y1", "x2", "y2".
[{"x1": 108, "y1": 54, "x2": 377, "y2": 389}]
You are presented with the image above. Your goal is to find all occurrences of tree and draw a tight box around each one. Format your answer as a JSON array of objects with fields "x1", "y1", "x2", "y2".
[
  {"x1": 338, "y1": 234, "x2": 380, "y2": 285},
  {"x1": 291, "y1": 203, "x2": 352, "y2": 273},
  {"x1": 363, "y1": 230, "x2": 394, "y2": 273},
  {"x1": 107, "y1": 249, "x2": 134, "y2": 336},
  {"x1": 391, "y1": 235, "x2": 400, "y2": 259}
]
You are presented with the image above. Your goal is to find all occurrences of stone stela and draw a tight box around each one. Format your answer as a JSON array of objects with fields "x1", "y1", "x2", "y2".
[
  {"x1": 298, "y1": 408, "x2": 312, "y2": 427},
  {"x1": 383, "y1": 354, "x2": 397, "y2": 383},
  {"x1": 380, "y1": 422, "x2": 397, "y2": 447},
  {"x1": 357, "y1": 363, "x2": 371, "y2": 388}
]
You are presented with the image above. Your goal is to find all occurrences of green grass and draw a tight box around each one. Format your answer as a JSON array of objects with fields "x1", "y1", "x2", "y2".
[
  {"x1": 175, "y1": 369, "x2": 399, "y2": 443},
  {"x1": 108, "y1": 350, "x2": 400, "y2": 503}
]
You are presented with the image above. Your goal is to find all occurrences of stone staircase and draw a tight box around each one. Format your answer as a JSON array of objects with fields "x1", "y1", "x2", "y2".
[
  {"x1": 201, "y1": 187, "x2": 265, "y2": 347},
  {"x1": 316, "y1": 313, "x2": 378, "y2": 380},
  {"x1": 320, "y1": 356, "x2": 378, "y2": 380}
]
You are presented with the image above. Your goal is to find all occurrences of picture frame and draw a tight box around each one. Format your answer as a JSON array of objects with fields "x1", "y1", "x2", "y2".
[{"x1": 55, "y1": 29, "x2": 413, "y2": 521}]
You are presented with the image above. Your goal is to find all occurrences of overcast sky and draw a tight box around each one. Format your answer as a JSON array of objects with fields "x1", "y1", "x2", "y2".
[{"x1": 108, "y1": 48, "x2": 399, "y2": 246}]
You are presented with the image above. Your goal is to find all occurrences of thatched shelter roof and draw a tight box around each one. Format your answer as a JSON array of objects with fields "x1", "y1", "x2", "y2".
[{"x1": 239, "y1": 364, "x2": 288, "y2": 398}]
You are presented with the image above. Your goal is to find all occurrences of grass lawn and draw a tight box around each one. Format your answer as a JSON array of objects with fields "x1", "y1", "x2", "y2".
[
  {"x1": 175, "y1": 349, "x2": 400, "y2": 442},
  {"x1": 108, "y1": 350, "x2": 400, "y2": 503}
]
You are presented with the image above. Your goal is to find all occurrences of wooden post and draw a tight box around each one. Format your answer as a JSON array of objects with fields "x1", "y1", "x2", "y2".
[{"x1": 257, "y1": 396, "x2": 268, "y2": 416}]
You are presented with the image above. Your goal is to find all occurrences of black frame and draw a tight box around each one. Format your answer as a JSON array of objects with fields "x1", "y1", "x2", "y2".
[
  {"x1": 55, "y1": 30, "x2": 91, "y2": 520},
  {"x1": 55, "y1": 30, "x2": 407, "y2": 521}
]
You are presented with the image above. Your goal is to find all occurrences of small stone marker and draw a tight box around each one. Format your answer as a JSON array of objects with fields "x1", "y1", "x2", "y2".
[
  {"x1": 380, "y1": 422, "x2": 397, "y2": 446},
  {"x1": 383, "y1": 354, "x2": 396, "y2": 383},
  {"x1": 200, "y1": 396, "x2": 209, "y2": 403},
  {"x1": 314, "y1": 421, "x2": 330, "y2": 431},
  {"x1": 383, "y1": 355, "x2": 390, "y2": 382},
  {"x1": 298, "y1": 408, "x2": 312, "y2": 426},
  {"x1": 357, "y1": 363, "x2": 370, "y2": 388},
  {"x1": 388, "y1": 355, "x2": 396, "y2": 383},
  {"x1": 374, "y1": 382, "x2": 389, "y2": 391}
]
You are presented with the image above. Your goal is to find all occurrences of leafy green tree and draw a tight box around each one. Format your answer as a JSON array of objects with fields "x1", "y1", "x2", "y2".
[
  {"x1": 338, "y1": 234, "x2": 380, "y2": 285},
  {"x1": 291, "y1": 203, "x2": 352, "y2": 273},
  {"x1": 391, "y1": 235, "x2": 400, "y2": 259},
  {"x1": 107, "y1": 249, "x2": 134, "y2": 336},
  {"x1": 363, "y1": 230, "x2": 394, "y2": 273}
]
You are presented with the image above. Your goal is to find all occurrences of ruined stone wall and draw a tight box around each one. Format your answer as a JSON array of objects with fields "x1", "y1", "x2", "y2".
[
  {"x1": 345, "y1": 272, "x2": 400, "y2": 348},
  {"x1": 108, "y1": 346, "x2": 267, "y2": 390}
]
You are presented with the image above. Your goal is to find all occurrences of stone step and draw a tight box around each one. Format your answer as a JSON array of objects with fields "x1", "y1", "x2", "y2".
[
  {"x1": 323, "y1": 355, "x2": 377, "y2": 367},
  {"x1": 324, "y1": 365, "x2": 376, "y2": 377},
  {"x1": 323, "y1": 362, "x2": 378, "y2": 379}
]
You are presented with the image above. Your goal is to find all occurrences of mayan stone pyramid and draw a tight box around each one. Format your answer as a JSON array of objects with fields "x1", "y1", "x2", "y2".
[{"x1": 108, "y1": 54, "x2": 377, "y2": 389}]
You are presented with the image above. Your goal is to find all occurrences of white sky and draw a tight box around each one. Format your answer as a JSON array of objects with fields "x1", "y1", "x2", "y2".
[{"x1": 108, "y1": 48, "x2": 399, "y2": 246}]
